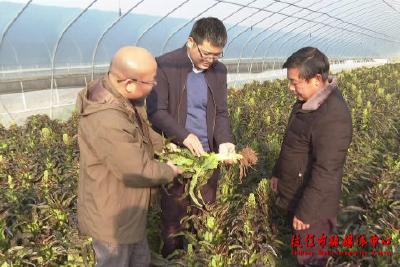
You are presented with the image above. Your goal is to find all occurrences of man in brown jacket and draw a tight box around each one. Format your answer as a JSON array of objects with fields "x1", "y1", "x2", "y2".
[
  {"x1": 270, "y1": 47, "x2": 352, "y2": 267},
  {"x1": 76, "y1": 46, "x2": 180, "y2": 267},
  {"x1": 146, "y1": 17, "x2": 235, "y2": 257}
]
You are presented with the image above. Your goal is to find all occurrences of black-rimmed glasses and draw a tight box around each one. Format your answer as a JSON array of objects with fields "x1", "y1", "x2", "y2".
[
  {"x1": 195, "y1": 43, "x2": 224, "y2": 59},
  {"x1": 109, "y1": 71, "x2": 157, "y2": 86}
]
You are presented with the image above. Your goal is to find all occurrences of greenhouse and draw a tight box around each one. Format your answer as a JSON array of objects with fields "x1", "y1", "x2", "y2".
[{"x1": 0, "y1": 0, "x2": 399, "y2": 266}]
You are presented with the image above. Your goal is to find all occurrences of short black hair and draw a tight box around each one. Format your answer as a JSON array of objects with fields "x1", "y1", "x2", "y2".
[
  {"x1": 189, "y1": 17, "x2": 227, "y2": 48},
  {"x1": 283, "y1": 47, "x2": 330, "y2": 81}
]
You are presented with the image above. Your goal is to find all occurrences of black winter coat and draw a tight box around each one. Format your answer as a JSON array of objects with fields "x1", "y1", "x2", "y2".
[{"x1": 273, "y1": 81, "x2": 352, "y2": 224}]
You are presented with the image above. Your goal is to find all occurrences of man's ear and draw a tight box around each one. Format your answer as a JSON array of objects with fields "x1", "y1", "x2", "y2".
[
  {"x1": 314, "y1": 74, "x2": 323, "y2": 87},
  {"x1": 187, "y1": 37, "x2": 194, "y2": 48}
]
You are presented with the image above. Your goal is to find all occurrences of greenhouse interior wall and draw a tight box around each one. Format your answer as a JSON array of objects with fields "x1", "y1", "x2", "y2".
[{"x1": 1, "y1": 0, "x2": 400, "y2": 127}]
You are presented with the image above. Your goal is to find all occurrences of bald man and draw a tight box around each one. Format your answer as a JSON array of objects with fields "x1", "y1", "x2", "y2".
[{"x1": 76, "y1": 46, "x2": 181, "y2": 267}]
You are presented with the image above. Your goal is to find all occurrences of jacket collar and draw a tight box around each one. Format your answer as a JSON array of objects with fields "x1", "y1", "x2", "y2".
[
  {"x1": 102, "y1": 73, "x2": 127, "y2": 102},
  {"x1": 187, "y1": 50, "x2": 204, "y2": 73},
  {"x1": 301, "y1": 77, "x2": 337, "y2": 111},
  {"x1": 101, "y1": 73, "x2": 140, "y2": 116}
]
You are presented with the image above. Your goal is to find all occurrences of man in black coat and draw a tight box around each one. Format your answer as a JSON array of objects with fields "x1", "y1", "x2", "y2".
[
  {"x1": 270, "y1": 47, "x2": 352, "y2": 267},
  {"x1": 147, "y1": 17, "x2": 235, "y2": 257}
]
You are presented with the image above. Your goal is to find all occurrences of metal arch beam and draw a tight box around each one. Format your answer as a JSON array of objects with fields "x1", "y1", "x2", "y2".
[
  {"x1": 321, "y1": 27, "x2": 394, "y2": 59},
  {"x1": 275, "y1": 20, "x2": 324, "y2": 59},
  {"x1": 321, "y1": 32, "x2": 380, "y2": 58},
  {"x1": 197, "y1": 0, "x2": 259, "y2": 54},
  {"x1": 161, "y1": 1, "x2": 220, "y2": 54},
  {"x1": 272, "y1": 0, "x2": 397, "y2": 41},
  {"x1": 331, "y1": 31, "x2": 382, "y2": 57},
  {"x1": 293, "y1": 3, "x2": 378, "y2": 53},
  {"x1": 277, "y1": 1, "x2": 372, "y2": 54},
  {"x1": 91, "y1": 0, "x2": 146, "y2": 79},
  {"x1": 381, "y1": 0, "x2": 400, "y2": 14},
  {"x1": 221, "y1": 0, "x2": 258, "y2": 22},
  {"x1": 328, "y1": 32, "x2": 390, "y2": 58},
  {"x1": 259, "y1": 19, "x2": 309, "y2": 70},
  {"x1": 314, "y1": 2, "x2": 395, "y2": 54},
  {"x1": 247, "y1": 17, "x2": 296, "y2": 72},
  {"x1": 318, "y1": 14, "x2": 399, "y2": 58},
  {"x1": 264, "y1": 9, "x2": 400, "y2": 60},
  {"x1": 232, "y1": 0, "x2": 308, "y2": 75},
  {"x1": 41, "y1": 38, "x2": 52, "y2": 65},
  {"x1": 325, "y1": 33, "x2": 374, "y2": 57},
  {"x1": 342, "y1": 15, "x2": 400, "y2": 39},
  {"x1": 248, "y1": 2, "x2": 337, "y2": 72},
  {"x1": 3, "y1": 38, "x2": 21, "y2": 68},
  {"x1": 224, "y1": 1, "x2": 276, "y2": 38},
  {"x1": 261, "y1": 16, "x2": 323, "y2": 65},
  {"x1": 279, "y1": 11, "x2": 389, "y2": 58},
  {"x1": 255, "y1": 0, "x2": 370, "y2": 61},
  {"x1": 135, "y1": 0, "x2": 191, "y2": 46},
  {"x1": 71, "y1": 38, "x2": 84, "y2": 66},
  {"x1": 269, "y1": 0, "x2": 393, "y2": 56},
  {"x1": 50, "y1": 0, "x2": 98, "y2": 118},
  {"x1": 217, "y1": 0, "x2": 400, "y2": 43},
  {"x1": 225, "y1": 6, "x2": 266, "y2": 32},
  {"x1": 253, "y1": 1, "x2": 394, "y2": 70},
  {"x1": 231, "y1": 7, "x2": 316, "y2": 70},
  {"x1": 0, "y1": 0, "x2": 33, "y2": 53},
  {"x1": 219, "y1": 0, "x2": 393, "y2": 41},
  {"x1": 240, "y1": 0, "x2": 321, "y2": 73},
  {"x1": 209, "y1": 0, "x2": 258, "y2": 55},
  {"x1": 335, "y1": 40, "x2": 373, "y2": 58},
  {"x1": 220, "y1": 0, "x2": 291, "y2": 53},
  {"x1": 0, "y1": 0, "x2": 32, "y2": 123},
  {"x1": 247, "y1": 0, "x2": 342, "y2": 73},
  {"x1": 339, "y1": 43, "x2": 370, "y2": 58},
  {"x1": 275, "y1": 13, "x2": 338, "y2": 57},
  {"x1": 314, "y1": 6, "x2": 400, "y2": 52},
  {"x1": 226, "y1": 0, "x2": 293, "y2": 57}
]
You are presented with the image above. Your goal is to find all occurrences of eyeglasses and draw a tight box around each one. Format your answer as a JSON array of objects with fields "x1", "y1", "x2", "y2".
[
  {"x1": 195, "y1": 42, "x2": 224, "y2": 59},
  {"x1": 117, "y1": 78, "x2": 157, "y2": 86},
  {"x1": 109, "y1": 71, "x2": 157, "y2": 86}
]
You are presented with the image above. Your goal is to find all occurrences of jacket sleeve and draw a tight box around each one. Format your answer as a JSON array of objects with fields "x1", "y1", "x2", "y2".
[
  {"x1": 271, "y1": 105, "x2": 297, "y2": 179},
  {"x1": 147, "y1": 65, "x2": 190, "y2": 145},
  {"x1": 86, "y1": 110, "x2": 175, "y2": 187},
  {"x1": 149, "y1": 127, "x2": 164, "y2": 153},
  {"x1": 213, "y1": 65, "x2": 233, "y2": 146},
  {"x1": 295, "y1": 112, "x2": 352, "y2": 223},
  {"x1": 271, "y1": 156, "x2": 282, "y2": 179}
]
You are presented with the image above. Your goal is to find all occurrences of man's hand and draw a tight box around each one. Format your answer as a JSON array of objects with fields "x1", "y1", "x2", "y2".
[
  {"x1": 270, "y1": 176, "x2": 278, "y2": 193},
  {"x1": 183, "y1": 133, "x2": 205, "y2": 157},
  {"x1": 218, "y1": 143, "x2": 236, "y2": 164},
  {"x1": 166, "y1": 161, "x2": 183, "y2": 177},
  {"x1": 293, "y1": 216, "x2": 310, "y2": 230}
]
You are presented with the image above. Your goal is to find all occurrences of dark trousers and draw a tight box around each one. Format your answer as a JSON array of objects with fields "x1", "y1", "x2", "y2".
[
  {"x1": 93, "y1": 238, "x2": 151, "y2": 267},
  {"x1": 292, "y1": 217, "x2": 337, "y2": 267},
  {"x1": 160, "y1": 169, "x2": 219, "y2": 257}
]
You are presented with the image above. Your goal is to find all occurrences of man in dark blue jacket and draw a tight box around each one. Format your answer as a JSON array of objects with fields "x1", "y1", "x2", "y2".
[
  {"x1": 271, "y1": 47, "x2": 352, "y2": 267},
  {"x1": 147, "y1": 17, "x2": 235, "y2": 257}
]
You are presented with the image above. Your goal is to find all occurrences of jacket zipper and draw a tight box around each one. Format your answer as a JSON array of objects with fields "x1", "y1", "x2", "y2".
[
  {"x1": 209, "y1": 86, "x2": 216, "y2": 150},
  {"x1": 297, "y1": 157, "x2": 304, "y2": 186},
  {"x1": 298, "y1": 171, "x2": 304, "y2": 186}
]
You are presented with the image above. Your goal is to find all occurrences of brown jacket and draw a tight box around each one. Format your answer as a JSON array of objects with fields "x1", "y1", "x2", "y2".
[
  {"x1": 146, "y1": 47, "x2": 233, "y2": 151},
  {"x1": 76, "y1": 74, "x2": 174, "y2": 244},
  {"x1": 273, "y1": 79, "x2": 352, "y2": 224}
]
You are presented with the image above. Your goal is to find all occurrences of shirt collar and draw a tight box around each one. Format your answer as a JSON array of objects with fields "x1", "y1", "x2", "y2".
[{"x1": 187, "y1": 51, "x2": 204, "y2": 73}]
